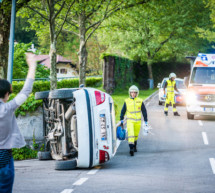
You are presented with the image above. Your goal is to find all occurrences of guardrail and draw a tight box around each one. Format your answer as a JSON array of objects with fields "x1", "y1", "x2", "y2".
[{"x1": 12, "y1": 75, "x2": 102, "y2": 82}]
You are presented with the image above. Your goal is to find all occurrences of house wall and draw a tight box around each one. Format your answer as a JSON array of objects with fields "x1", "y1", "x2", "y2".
[{"x1": 56, "y1": 63, "x2": 78, "y2": 78}]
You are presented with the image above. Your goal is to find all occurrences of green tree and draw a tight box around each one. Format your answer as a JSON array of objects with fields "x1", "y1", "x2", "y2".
[
  {"x1": 19, "y1": 0, "x2": 74, "y2": 89},
  {"x1": 98, "y1": 0, "x2": 211, "y2": 88},
  {"x1": 0, "y1": 0, "x2": 31, "y2": 79},
  {"x1": 63, "y1": 0, "x2": 150, "y2": 85},
  {"x1": 13, "y1": 42, "x2": 49, "y2": 79}
]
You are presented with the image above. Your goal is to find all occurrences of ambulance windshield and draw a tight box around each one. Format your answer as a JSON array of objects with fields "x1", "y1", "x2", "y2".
[{"x1": 191, "y1": 67, "x2": 215, "y2": 84}]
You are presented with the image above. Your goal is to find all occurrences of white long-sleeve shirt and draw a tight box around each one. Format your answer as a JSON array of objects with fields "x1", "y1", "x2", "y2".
[{"x1": 0, "y1": 78, "x2": 34, "y2": 149}]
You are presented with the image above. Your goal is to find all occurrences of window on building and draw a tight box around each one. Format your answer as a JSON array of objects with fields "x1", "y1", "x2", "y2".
[
  {"x1": 56, "y1": 68, "x2": 59, "y2": 73},
  {"x1": 60, "y1": 69, "x2": 67, "y2": 74}
]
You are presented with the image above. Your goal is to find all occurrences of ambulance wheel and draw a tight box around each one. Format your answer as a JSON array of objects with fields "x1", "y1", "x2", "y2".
[
  {"x1": 55, "y1": 159, "x2": 77, "y2": 170},
  {"x1": 187, "y1": 112, "x2": 194, "y2": 120},
  {"x1": 159, "y1": 101, "x2": 162, "y2": 105}
]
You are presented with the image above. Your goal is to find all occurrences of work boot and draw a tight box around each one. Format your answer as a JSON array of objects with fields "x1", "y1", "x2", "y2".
[
  {"x1": 174, "y1": 112, "x2": 180, "y2": 116},
  {"x1": 129, "y1": 144, "x2": 134, "y2": 156},
  {"x1": 164, "y1": 111, "x2": 168, "y2": 116},
  {"x1": 134, "y1": 141, "x2": 137, "y2": 152}
]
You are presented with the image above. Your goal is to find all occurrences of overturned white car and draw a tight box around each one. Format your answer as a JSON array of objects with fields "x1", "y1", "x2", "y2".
[{"x1": 35, "y1": 88, "x2": 117, "y2": 170}]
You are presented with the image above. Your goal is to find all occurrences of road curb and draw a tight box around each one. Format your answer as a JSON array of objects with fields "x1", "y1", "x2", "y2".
[{"x1": 144, "y1": 90, "x2": 158, "y2": 104}]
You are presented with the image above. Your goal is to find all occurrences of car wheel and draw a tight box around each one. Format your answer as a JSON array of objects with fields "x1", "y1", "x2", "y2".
[
  {"x1": 37, "y1": 151, "x2": 52, "y2": 160},
  {"x1": 187, "y1": 112, "x2": 194, "y2": 120},
  {"x1": 55, "y1": 159, "x2": 77, "y2": 170},
  {"x1": 159, "y1": 101, "x2": 162, "y2": 105},
  {"x1": 35, "y1": 91, "x2": 50, "y2": 100},
  {"x1": 49, "y1": 89, "x2": 77, "y2": 99}
]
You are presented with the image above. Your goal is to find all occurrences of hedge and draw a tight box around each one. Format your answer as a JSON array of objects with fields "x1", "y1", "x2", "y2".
[
  {"x1": 10, "y1": 77, "x2": 102, "y2": 116},
  {"x1": 12, "y1": 77, "x2": 102, "y2": 94}
]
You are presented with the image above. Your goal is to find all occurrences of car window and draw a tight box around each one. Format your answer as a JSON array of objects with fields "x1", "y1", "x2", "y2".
[
  {"x1": 176, "y1": 80, "x2": 186, "y2": 89},
  {"x1": 161, "y1": 80, "x2": 167, "y2": 88}
]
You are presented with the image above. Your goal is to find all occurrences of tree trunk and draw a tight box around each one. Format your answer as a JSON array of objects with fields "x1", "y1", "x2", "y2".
[
  {"x1": 78, "y1": 13, "x2": 88, "y2": 86},
  {"x1": 49, "y1": 1, "x2": 57, "y2": 90},
  {"x1": 147, "y1": 59, "x2": 154, "y2": 89},
  {"x1": 0, "y1": 3, "x2": 11, "y2": 79},
  {"x1": 49, "y1": 41, "x2": 57, "y2": 90}
]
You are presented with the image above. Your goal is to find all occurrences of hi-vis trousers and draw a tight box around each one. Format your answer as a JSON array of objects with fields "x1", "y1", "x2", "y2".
[
  {"x1": 127, "y1": 120, "x2": 141, "y2": 145},
  {"x1": 164, "y1": 93, "x2": 177, "y2": 113}
]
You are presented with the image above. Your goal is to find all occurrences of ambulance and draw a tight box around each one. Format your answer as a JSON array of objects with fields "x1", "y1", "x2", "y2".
[{"x1": 185, "y1": 53, "x2": 215, "y2": 119}]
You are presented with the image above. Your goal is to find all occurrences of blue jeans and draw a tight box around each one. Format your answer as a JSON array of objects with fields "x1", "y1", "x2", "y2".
[{"x1": 0, "y1": 157, "x2": 14, "y2": 193}]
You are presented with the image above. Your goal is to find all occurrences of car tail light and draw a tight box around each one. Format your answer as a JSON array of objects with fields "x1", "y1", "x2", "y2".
[
  {"x1": 99, "y1": 150, "x2": 109, "y2": 164},
  {"x1": 95, "y1": 91, "x2": 105, "y2": 105}
]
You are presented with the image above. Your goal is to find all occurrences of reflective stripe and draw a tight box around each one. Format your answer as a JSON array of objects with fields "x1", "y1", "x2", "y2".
[
  {"x1": 128, "y1": 142, "x2": 135, "y2": 145},
  {"x1": 128, "y1": 136, "x2": 135, "y2": 138},
  {"x1": 127, "y1": 118, "x2": 141, "y2": 121},
  {"x1": 129, "y1": 111, "x2": 141, "y2": 114}
]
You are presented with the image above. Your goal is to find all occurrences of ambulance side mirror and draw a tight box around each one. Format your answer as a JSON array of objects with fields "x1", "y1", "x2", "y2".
[
  {"x1": 157, "y1": 83, "x2": 161, "y2": 88},
  {"x1": 184, "y1": 77, "x2": 189, "y2": 88}
]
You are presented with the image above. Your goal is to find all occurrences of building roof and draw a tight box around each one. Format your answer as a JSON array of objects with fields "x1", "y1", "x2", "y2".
[{"x1": 27, "y1": 54, "x2": 73, "y2": 68}]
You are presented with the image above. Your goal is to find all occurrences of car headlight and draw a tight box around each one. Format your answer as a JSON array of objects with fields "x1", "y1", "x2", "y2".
[{"x1": 186, "y1": 92, "x2": 197, "y2": 104}]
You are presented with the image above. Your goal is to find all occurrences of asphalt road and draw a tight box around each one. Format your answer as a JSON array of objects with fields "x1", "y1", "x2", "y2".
[{"x1": 13, "y1": 94, "x2": 215, "y2": 193}]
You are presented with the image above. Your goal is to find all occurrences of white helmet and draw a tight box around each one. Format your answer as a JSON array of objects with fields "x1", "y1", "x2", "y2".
[
  {"x1": 169, "y1": 72, "x2": 176, "y2": 79},
  {"x1": 129, "y1": 85, "x2": 139, "y2": 97}
]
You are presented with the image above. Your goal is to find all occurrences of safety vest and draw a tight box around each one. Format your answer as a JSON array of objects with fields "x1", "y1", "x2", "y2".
[
  {"x1": 166, "y1": 79, "x2": 176, "y2": 95},
  {"x1": 125, "y1": 97, "x2": 143, "y2": 121}
]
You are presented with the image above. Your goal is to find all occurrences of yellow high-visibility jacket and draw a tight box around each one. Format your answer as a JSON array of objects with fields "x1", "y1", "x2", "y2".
[
  {"x1": 166, "y1": 79, "x2": 176, "y2": 96},
  {"x1": 125, "y1": 97, "x2": 143, "y2": 121}
]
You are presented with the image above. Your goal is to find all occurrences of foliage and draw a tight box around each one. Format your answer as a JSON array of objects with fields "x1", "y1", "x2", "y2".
[
  {"x1": 114, "y1": 55, "x2": 134, "y2": 89},
  {"x1": 10, "y1": 77, "x2": 102, "y2": 116},
  {"x1": 15, "y1": 17, "x2": 38, "y2": 45},
  {"x1": 12, "y1": 77, "x2": 102, "y2": 94},
  {"x1": 97, "y1": 0, "x2": 212, "y2": 81},
  {"x1": 13, "y1": 42, "x2": 50, "y2": 79},
  {"x1": 13, "y1": 43, "x2": 30, "y2": 79},
  {"x1": 12, "y1": 146, "x2": 38, "y2": 160},
  {"x1": 9, "y1": 93, "x2": 43, "y2": 117}
]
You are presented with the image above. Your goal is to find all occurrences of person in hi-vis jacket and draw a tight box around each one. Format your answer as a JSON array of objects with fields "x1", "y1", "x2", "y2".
[
  {"x1": 164, "y1": 73, "x2": 180, "y2": 116},
  {"x1": 120, "y1": 85, "x2": 148, "y2": 156}
]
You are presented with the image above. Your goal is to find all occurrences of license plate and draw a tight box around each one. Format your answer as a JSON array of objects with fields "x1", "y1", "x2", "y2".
[
  {"x1": 203, "y1": 107, "x2": 214, "y2": 112},
  {"x1": 100, "y1": 114, "x2": 107, "y2": 140}
]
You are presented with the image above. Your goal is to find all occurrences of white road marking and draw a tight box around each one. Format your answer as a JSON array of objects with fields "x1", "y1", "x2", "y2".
[
  {"x1": 202, "y1": 132, "x2": 209, "y2": 145},
  {"x1": 73, "y1": 178, "x2": 88, "y2": 186},
  {"x1": 209, "y1": 158, "x2": 215, "y2": 174},
  {"x1": 198, "y1": 120, "x2": 203, "y2": 126},
  {"x1": 87, "y1": 166, "x2": 101, "y2": 175},
  {"x1": 61, "y1": 189, "x2": 74, "y2": 193}
]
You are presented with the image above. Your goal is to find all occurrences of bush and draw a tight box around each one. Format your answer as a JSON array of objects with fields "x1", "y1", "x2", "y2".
[
  {"x1": 12, "y1": 146, "x2": 38, "y2": 160},
  {"x1": 9, "y1": 93, "x2": 43, "y2": 117},
  {"x1": 12, "y1": 77, "x2": 102, "y2": 94},
  {"x1": 10, "y1": 77, "x2": 102, "y2": 117}
]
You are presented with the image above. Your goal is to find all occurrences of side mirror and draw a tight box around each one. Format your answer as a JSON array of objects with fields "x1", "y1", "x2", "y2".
[
  {"x1": 184, "y1": 77, "x2": 189, "y2": 88},
  {"x1": 157, "y1": 83, "x2": 161, "y2": 88}
]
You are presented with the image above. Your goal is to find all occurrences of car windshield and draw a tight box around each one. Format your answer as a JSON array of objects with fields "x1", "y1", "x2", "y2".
[
  {"x1": 190, "y1": 67, "x2": 215, "y2": 84},
  {"x1": 162, "y1": 79, "x2": 185, "y2": 89}
]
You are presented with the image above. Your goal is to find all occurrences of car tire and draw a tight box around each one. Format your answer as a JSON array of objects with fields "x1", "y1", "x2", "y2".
[
  {"x1": 49, "y1": 89, "x2": 76, "y2": 99},
  {"x1": 35, "y1": 91, "x2": 50, "y2": 100},
  {"x1": 159, "y1": 101, "x2": 162, "y2": 105},
  {"x1": 187, "y1": 112, "x2": 194, "y2": 120},
  {"x1": 55, "y1": 159, "x2": 77, "y2": 170},
  {"x1": 37, "y1": 151, "x2": 52, "y2": 160}
]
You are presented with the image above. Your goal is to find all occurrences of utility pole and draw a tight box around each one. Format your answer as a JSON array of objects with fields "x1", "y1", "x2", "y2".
[{"x1": 7, "y1": 0, "x2": 16, "y2": 83}]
